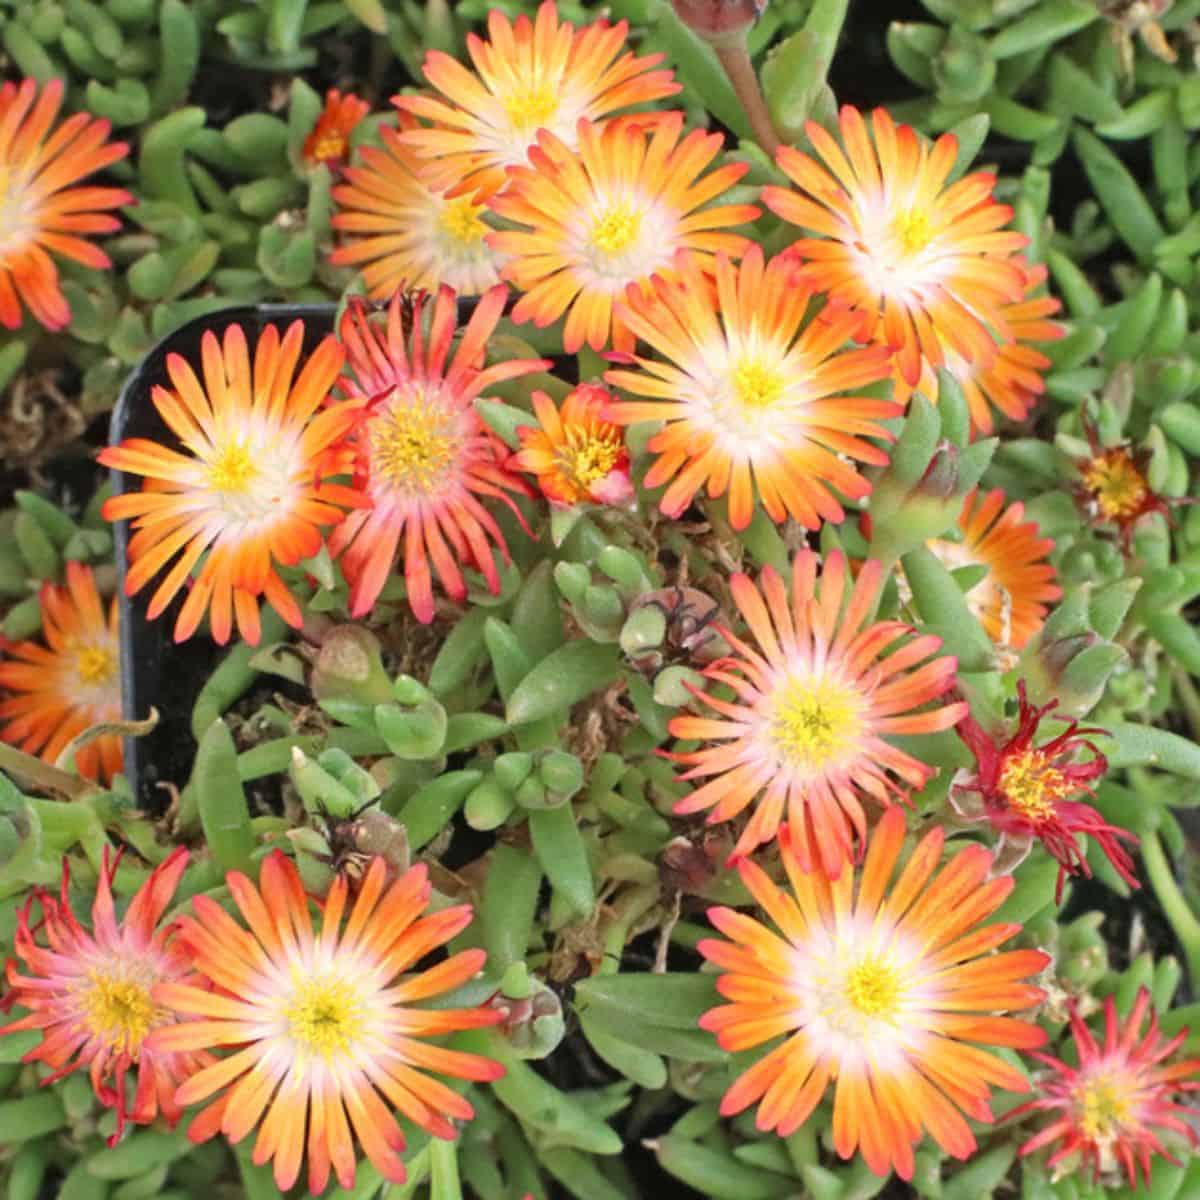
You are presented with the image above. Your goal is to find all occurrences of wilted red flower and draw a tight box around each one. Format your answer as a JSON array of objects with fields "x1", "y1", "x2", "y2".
[
  {"x1": 952, "y1": 681, "x2": 1137, "y2": 902},
  {"x1": 1013, "y1": 987, "x2": 1200, "y2": 1187},
  {"x1": 302, "y1": 89, "x2": 370, "y2": 167}
]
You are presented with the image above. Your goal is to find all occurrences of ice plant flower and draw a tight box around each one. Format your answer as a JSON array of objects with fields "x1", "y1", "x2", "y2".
[
  {"x1": 951, "y1": 681, "x2": 1138, "y2": 901},
  {"x1": 302, "y1": 89, "x2": 370, "y2": 168},
  {"x1": 99, "y1": 321, "x2": 362, "y2": 646},
  {"x1": 0, "y1": 77, "x2": 132, "y2": 331},
  {"x1": 487, "y1": 114, "x2": 759, "y2": 353},
  {"x1": 669, "y1": 549, "x2": 967, "y2": 870},
  {"x1": 0, "y1": 562, "x2": 122, "y2": 783},
  {"x1": 330, "y1": 112, "x2": 504, "y2": 298},
  {"x1": 330, "y1": 286, "x2": 547, "y2": 622},
  {"x1": 699, "y1": 805, "x2": 1050, "y2": 1180},
  {"x1": 925, "y1": 488, "x2": 1061, "y2": 652},
  {"x1": 606, "y1": 247, "x2": 897, "y2": 530},
  {"x1": 0, "y1": 848, "x2": 209, "y2": 1143},
  {"x1": 762, "y1": 106, "x2": 1028, "y2": 387},
  {"x1": 149, "y1": 852, "x2": 504, "y2": 1194},
  {"x1": 512, "y1": 384, "x2": 632, "y2": 507},
  {"x1": 396, "y1": 1, "x2": 680, "y2": 200},
  {"x1": 1013, "y1": 987, "x2": 1200, "y2": 1186}
]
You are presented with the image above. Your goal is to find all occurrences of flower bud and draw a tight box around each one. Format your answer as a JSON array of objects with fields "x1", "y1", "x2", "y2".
[
  {"x1": 310, "y1": 624, "x2": 393, "y2": 706},
  {"x1": 671, "y1": 0, "x2": 766, "y2": 44}
]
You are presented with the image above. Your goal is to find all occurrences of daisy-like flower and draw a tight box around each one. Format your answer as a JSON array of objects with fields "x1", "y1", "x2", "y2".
[
  {"x1": 0, "y1": 847, "x2": 210, "y2": 1144},
  {"x1": 149, "y1": 852, "x2": 504, "y2": 1195},
  {"x1": 396, "y1": 1, "x2": 681, "y2": 201},
  {"x1": 302, "y1": 89, "x2": 370, "y2": 168},
  {"x1": 0, "y1": 562, "x2": 122, "y2": 783},
  {"x1": 606, "y1": 247, "x2": 897, "y2": 530},
  {"x1": 699, "y1": 805, "x2": 1050, "y2": 1180},
  {"x1": 951, "y1": 681, "x2": 1138, "y2": 901},
  {"x1": 1013, "y1": 987, "x2": 1200, "y2": 1187},
  {"x1": 669, "y1": 549, "x2": 967, "y2": 871},
  {"x1": 99, "y1": 321, "x2": 363, "y2": 646},
  {"x1": 330, "y1": 286, "x2": 547, "y2": 623},
  {"x1": 487, "y1": 115, "x2": 759, "y2": 353},
  {"x1": 330, "y1": 111, "x2": 504, "y2": 298},
  {"x1": 0, "y1": 77, "x2": 132, "y2": 331},
  {"x1": 762, "y1": 106, "x2": 1028, "y2": 387},
  {"x1": 893, "y1": 262, "x2": 1064, "y2": 436},
  {"x1": 925, "y1": 488, "x2": 1061, "y2": 653},
  {"x1": 512, "y1": 384, "x2": 632, "y2": 508}
]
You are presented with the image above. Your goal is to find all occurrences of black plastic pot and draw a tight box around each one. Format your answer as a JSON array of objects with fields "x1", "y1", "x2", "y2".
[{"x1": 107, "y1": 304, "x2": 337, "y2": 811}]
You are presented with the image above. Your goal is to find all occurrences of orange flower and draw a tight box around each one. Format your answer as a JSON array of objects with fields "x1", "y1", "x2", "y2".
[
  {"x1": 1014, "y1": 988, "x2": 1200, "y2": 1187},
  {"x1": 330, "y1": 111, "x2": 504, "y2": 298},
  {"x1": 487, "y1": 115, "x2": 759, "y2": 352},
  {"x1": 700, "y1": 806, "x2": 1049, "y2": 1181},
  {"x1": 669, "y1": 549, "x2": 967, "y2": 871},
  {"x1": 0, "y1": 562, "x2": 122, "y2": 783},
  {"x1": 1, "y1": 848, "x2": 210, "y2": 1144},
  {"x1": 762, "y1": 106, "x2": 1027, "y2": 388},
  {"x1": 925, "y1": 487, "x2": 1061, "y2": 651},
  {"x1": 330, "y1": 286, "x2": 547, "y2": 622},
  {"x1": 512, "y1": 385, "x2": 632, "y2": 507},
  {"x1": 98, "y1": 322, "x2": 362, "y2": 646},
  {"x1": 149, "y1": 852, "x2": 503, "y2": 1195},
  {"x1": 0, "y1": 78, "x2": 132, "y2": 331},
  {"x1": 605, "y1": 247, "x2": 896, "y2": 530},
  {"x1": 302, "y1": 89, "x2": 370, "y2": 167},
  {"x1": 396, "y1": 1, "x2": 680, "y2": 200}
]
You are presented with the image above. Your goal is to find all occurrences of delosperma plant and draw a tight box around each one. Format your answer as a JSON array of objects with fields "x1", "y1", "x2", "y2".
[{"x1": 2, "y1": 2, "x2": 1200, "y2": 1198}]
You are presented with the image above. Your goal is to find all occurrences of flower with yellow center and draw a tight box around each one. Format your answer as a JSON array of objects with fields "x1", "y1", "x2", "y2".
[
  {"x1": 301, "y1": 89, "x2": 369, "y2": 168},
  {"x1": 149, "y1": 852, "x2": 504, "y2": 1195},
  {"x1": 395, "y1": 1, "x2": 680, "y2": 200},
  {"x1": 1014, "y1": 987, "x2": 1200, "y2": 1188},
  {"x1": 329, "y1": 286, "x2": 547, "y2": 623},
  {"x1": 0, "y1": 78, "x2": 132, "y2": 331},
  {"x1": 0, "y1": 562, "x2": 123, "y2": 783},
  {"x1": 512, "y1": 385, "x2": 633, "y2": 508},
  {"x1": 1, "y1": 848, "x2": 210, "y2": 1144},
  {"x1": 700, "y1": 805, "x2": 1050, "y2": 1181},
  {"x1": 923, "y1": 487, "x2": 1061, "y2": 653},
  {"x1": 762, "y1": 105, "x2": 1028, "y2": 388},
  {"x1": 330, "y1": 111, "x2": 504, "y2": 298},
  {"x1": 668, "y1": 549, "x2": 967, "y2": 871},
  {"x1": 488, "y1": 115, "x2": 759, "y2": 353},
  {"x1": 99, "y1": 321, "x2": 363, "y2": 645},
  {"x1": 606, "y1": 247, "x2": 897, "y2": 530}
]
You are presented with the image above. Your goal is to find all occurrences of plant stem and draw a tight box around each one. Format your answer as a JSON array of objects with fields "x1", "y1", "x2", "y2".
[
  {"x1": 1142, "y1": 828, "x2": 1200, "y2": 988},
  {"x1": 714, "y1": 40, "x2": 780, "y2": 156}
]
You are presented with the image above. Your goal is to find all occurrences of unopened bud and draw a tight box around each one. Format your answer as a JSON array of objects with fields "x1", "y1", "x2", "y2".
[
  {"x1": 310, "y1": 625, "x2": 393, "y2": 705},
  {"x1": 671, "y1": 0, "x2": 766, "y2": 44}
]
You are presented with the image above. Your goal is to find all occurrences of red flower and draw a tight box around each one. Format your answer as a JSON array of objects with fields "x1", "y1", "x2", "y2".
[
  {"x1": 951, "y1": 681, "x2": 1137, "y2": 902},
  {"x1": 302, "y1": 89, "x2": 369, "y2": 167},
  {"x1": 1013, "y1": 988, "x2": 1200, "y2": 1187}
]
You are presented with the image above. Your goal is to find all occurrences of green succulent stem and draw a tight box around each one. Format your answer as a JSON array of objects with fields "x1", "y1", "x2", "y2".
[
  {"x1": 1141, "y1": 828, "x2": 1200, "y2": 989},
  {"x1": 0, "y1": 742, "x2": 96, "y2": 800},
  {"x1": 714, "y1": 39, "x2": 781, "y2": 156}
]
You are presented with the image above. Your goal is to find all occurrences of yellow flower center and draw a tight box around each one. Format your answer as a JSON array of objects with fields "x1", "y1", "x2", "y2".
[
  {"x1": 504, "y1": 84, "x2": 559, "y2": 133},
  {"x1": 998, "y1": 748, "x2": 1069, "y2": 822},
  {"x1": 590, "y1": 204, "x2": 642, "y2": 256},
  {"x1": 893, "y1": 209, "x2": 934, "y2": 255},
  {"x1": 845, "y1": 958, "x2": 903, "y2": 1019},
  {"x1": 557, "y1": 425, "x2": 622, "y2": 494},
  {"x1": 1076, "y1": 1074, "x2": 1133, "y2": 1143},
  {"x1": 770, "y1": 674, "x2": 863, "y2": 770},
  {"x1": 733, "y1": 359, "x2": 785, "y2": 410},
  {"x1": 1082, "y1": 450, "x2": 1149, "y2": 521},
  {"x1": 81, "y1": 969, "x2": 160, "y2": 1057},
  {"x1": 439, "y1": 197, "x2": 488, "y2": 246},
  {"x1": 370, "y1": 390, "x2": 460, "y2": 496},
  {"x1": 75, "y1": 643, "x2": 116, "y2": 686},
  {"x1": 208, "y1": 442, "x2": 259, "y2": 495},
  {"x1": 308, "y1": 130, "x2": 348, "y2": 162},
  {"x1": 287, "y1": 977, "x2": 362, "y2": 1059}
]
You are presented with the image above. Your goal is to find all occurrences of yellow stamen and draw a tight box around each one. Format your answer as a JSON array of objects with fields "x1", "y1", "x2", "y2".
[
  {"x1": 76, "y1": 644, "x2": 116, "y2": 687},
  {"x1": 208, "y1": 442, "x2": 259, "y2": 495},
  {"x1": 370, "y1": 391, "x2": 459, "y2": 495},
  {"x1": 439, "y1": 197, "x2": 488, "y2": 246},
  {"x1": 998, "y1": 748, "x2": 1069, "y2": 822},
  {"x1": 1082, "y1": 450, "x2": 1149, "y2": 521},
  {"x1": 893, "y1": 209, "x2": 934, "y2": 256},
  {"x1": 308, "y1": 131, "x2": 348, "y2": 162},
  {"x1": 557, "y1": 425, "x2": 622, "y2": 494},
  {"x1": 81, "y1": 969, "x2": 160, "y2": 1056},
  {"x1": 590, "y1": 204, "x2": 642, "y2": 256},
  {"x1": 1076, "y1": 1074, "x2": 1133, "y2": 1143},
  {"x1": 504, "y1": 85, "x2": 558, "y2": 133},
  {"x1": 286, "y1": 977, "x2": 362, "y2": 1059},
  {"x1": 845, "y1": 959, "x2": 903, "y2": 1019},
  {"x1": 733, "y1": 359, "x2": 785, "y2": 410},
  {"x1": 770, "y1": 674, "x2": 862, "y2": 770}
]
